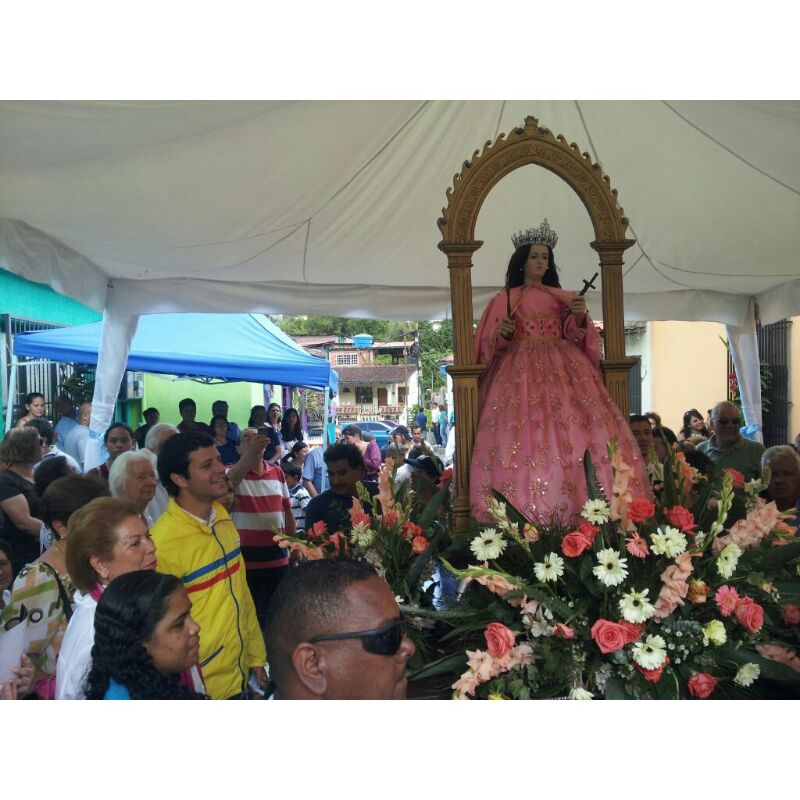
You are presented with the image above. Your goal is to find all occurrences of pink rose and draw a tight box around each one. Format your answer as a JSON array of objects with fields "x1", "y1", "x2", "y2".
[
  {"x1": 723, "y1": 468, "x2": 746, "y2": 490},
  {"x1": 411, "y1": 535, "x2": 428, "y2": 554},
  {"x1": 551, "y1": 623, "x2": 575, "y2": 639},
  {"x1": 308, "y1": 520, "x2": 328, "y2": 540},
  {"x1": 781, "y1": 605, "x2": 800, "y2": 626},
  {"x1": 636, "y1": 657, "x2": 670, "y2": 683},
  {"x1": 590, "y1": 619, "x2": 628, "y2": 654},
  {"x1": 629, "y1": 498, "x2": 656, "y2": 523},
  {"x1": 735, "y1": 597, "x2": 765, "y2": 632},
  {"x1": 687, "y1": 672, "x2": 717, "y2": 699},
  {"x1": 618, "y1": 620, "x2": 645, "y2": 644},
  {"x1": 561, "y1": 532, "x2": 592, "y2": 558},
  {"x1": 665, "y1": 505, "x2": 698, "y2": 534},
  {"x1": 577, "y1": 521, "x2": 600, "y2": 541},
  {"x1": 484, "y1": 622, "x2": 516, "y2": 659}
]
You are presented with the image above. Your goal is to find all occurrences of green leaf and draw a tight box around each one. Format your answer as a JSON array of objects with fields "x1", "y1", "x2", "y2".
[
  {"x1": 407, "y1": 651, "x2": 467, "y2": 681},
  {"x1": 773, "y1": 581, "x2": 800, "y2": 604},
  {"x1": 602, "y1": 677, "x2": 628, "y2": 700},
  {"x1": 740, "y1": 541, "x2": 800, "y2": 572},
  {"x1": 655, "y1": 667, "x2": 681, "y2": 700},
  {"x1": 716, "y1": 645, "x2": 800, "y2": 684},
  {"x1": 583, "y1": 449, "x2": 600, "y2": 501}
]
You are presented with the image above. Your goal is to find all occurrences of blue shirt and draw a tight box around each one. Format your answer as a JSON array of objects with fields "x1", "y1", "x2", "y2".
[
  {"x1": 104, "y1": 679, "x2": 131, "y2": 700},
  {"x1": 415, "y1": 411, "x2": 427, "y2": 432},
  {"x1": 302, "y1": 446, "x2": 328, "y2": 494}
]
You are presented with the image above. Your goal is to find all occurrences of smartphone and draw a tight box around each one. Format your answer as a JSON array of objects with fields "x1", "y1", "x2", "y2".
[{"x1": 257, "y1": 426, "x2": 270, "y2": 437}]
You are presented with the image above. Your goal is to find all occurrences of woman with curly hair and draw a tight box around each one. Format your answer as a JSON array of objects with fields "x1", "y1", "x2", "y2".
[{"x1": 84, "y1": 570, "x2": 205, "y2": 700}]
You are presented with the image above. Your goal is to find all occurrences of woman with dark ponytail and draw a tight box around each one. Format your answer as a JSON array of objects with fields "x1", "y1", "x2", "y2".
[{"x1": 84, "y1": 570, "x2": 206, "y2": 700}]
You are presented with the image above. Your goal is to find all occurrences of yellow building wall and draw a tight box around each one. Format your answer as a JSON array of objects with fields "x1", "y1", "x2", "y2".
[{"x1": 649, "y1": 321, "x2": 729, "y2": 433}]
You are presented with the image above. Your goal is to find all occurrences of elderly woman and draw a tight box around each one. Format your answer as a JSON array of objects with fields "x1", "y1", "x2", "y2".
[
  {"x1": 108, "y1": 449, "x2": 159, "y2": 525},
  {"x1": 0, "y1": 427, "x2": 43, "y2": 576},
  {"x1": 761, "y1": 445, "x2": 800, "y2": 514},
  {"x1": 55, "y1": 497, "x2": 157, "y2": 699},
  {"x1": 0, "y1": 475, "x2": 109, "y2": 698}
]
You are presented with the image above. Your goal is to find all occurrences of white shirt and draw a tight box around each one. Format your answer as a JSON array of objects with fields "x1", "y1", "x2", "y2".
[
  {"x1": 445, "y1": 427, "x2": 456, "y2": 466},
  {"x1": 55, "y1": 590, "x2": 98, "y2": 699}
]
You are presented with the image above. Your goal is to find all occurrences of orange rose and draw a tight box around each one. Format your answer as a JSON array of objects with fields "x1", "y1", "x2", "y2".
[
  {"x1": 484, "y1": 622, "x2": 516, "y2": 658},
  {"x1": 629, "y1": 498, "x2": 656, "y2": 523},
  {"x1": 735, "y1": 597, "x2": 764, "y2": 632},
  {"x1": 411, "y1": 535, "x2": 428, "y2": 554},
  {"x1": 590, "y1": 619, "x2": 628, "y2": 654},
  {"x1": 687, "y1": 580, "x2": 709, "y2": 604},
  {"x1": 561, "y1": 532, "x2": 592, "y2": 558},
  {"x1": 687, "y1": 672, "x2": 716, "y2": 698}
]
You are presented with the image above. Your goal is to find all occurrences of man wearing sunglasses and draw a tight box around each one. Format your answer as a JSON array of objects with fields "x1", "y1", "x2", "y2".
[
  {"x1": 264, "y1": 559, "x2": 415, "y2": 699},
  {"x1": 697, "y1": 401, "x2": 765, "y2": 481}
]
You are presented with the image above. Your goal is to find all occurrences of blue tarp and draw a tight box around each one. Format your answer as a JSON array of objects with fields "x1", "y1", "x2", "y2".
[{"x1": 13, "y1": 313, "x2": 338, "y2": 392}]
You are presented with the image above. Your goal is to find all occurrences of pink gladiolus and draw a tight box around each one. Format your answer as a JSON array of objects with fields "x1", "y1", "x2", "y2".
[
  {"x1": 757, "y1": 643, "x2": 800, "y2": 673},
  {"x1": 551, "y1": 623, "x2": 575, "y2": 639},
  {"x1": 653, "y1": 551, "x2": 694, "y2": 622},
  {"x1": 470, "y1": 567, "x2": 518, "y2": 597}
]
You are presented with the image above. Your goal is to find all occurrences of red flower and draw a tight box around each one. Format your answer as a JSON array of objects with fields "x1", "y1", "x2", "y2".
[
  {"x1": 382, "y1": 510, "x2": 401, "y2": 527},
  {"x1": 351, "y1": 512, "x2": 371, "y2": 527},
  {"x1": 484, "y1": 622, "x2": 516, "y2": 658},
  {"x1": 326, "y1": 532, "x2": 349, "y2": 557},
  {"x1": 687, "y1": 672, "x2": 717, "y2": 698},
  {"x1": 308, "y1": 520, "x2": 329, "y2": 540},
  {"x1": 577, "y1": 521, "x2": 600, "y2": 541},
  {"x1": 734, "y1": 596, "x2": 765, "y2": 632},
  {"x1": 561, "y1": 532, "x2": 593, "y2": 558},
  {"x1": 617, "y1": 620, "x2": 645, "y2": 644},
  {"x1": 401, "y1": 521, "x2": 423, "y2": 541},
  {"x1": 590, "y1": 619, "x2": 628, "y2": 654},
  {"x1": 628, "y1": 498, "x2": 656, "y2": 523},
  {"x1": 437, "y1": 468, "x2": 453, "y2": 489},
  {"x1": 636, "y1": 657, "x2": 670, "y2": 683},
  {"x1": 781, "y1": 604, "x2": 800, "y2": 626},
  {"x1": 723, "y1": 468, "x2": 746, "y2": 490},
  {"x1": 411, "y1": 535, "x2": 428, "y2": 554},
  {"x1": 664, "y1": 505, "x2": 698, "y2": 534}
]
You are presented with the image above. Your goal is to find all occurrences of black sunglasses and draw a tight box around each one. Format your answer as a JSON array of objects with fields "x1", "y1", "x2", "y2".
[{"x1": 308, "y1": 618, "x2": 405, "y2": 656}]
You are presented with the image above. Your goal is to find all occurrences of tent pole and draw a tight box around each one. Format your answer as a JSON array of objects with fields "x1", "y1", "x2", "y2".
[
  {"x1": 4, "y1": 355, "x2": 18, "y2": 433},
  {"x1": 323, "y1": 389, "x2": 331, "y2": 446}
]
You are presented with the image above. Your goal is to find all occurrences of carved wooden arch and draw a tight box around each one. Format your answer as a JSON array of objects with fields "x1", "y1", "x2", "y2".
[{"x1": 438, "y1": 115, "x2": 637, "y2": 531}]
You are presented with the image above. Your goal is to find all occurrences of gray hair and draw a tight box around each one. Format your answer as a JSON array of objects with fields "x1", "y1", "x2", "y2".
[
  {"x1": 761, "y1": 445, "x2": 800, "y2": 473},
  {"x1": 144, "y1": 422, "x2": 179, "y2": 454},
  {"x1": 109, "y1": 449, "x2": 158, "y2": 498}
]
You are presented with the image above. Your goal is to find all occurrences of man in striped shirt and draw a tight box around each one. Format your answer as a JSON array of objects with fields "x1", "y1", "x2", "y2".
[{"x1": 228, "y1": 427, "x2": 296, "y2": 633}]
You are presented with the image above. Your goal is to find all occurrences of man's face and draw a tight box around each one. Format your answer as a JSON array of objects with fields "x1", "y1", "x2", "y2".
[
  {"x1": 411, "y1": 427, "x2": 423, "y2": 444},
  {"x1": 711, "y1": 405, "x2": 741, "y2": 449},
  {"x1": 106, "y1": 427, "x2": 134, "y2": 460},
  {"x1": 767, "y1": 456, "x2": 800, "y2": 507},
  {"x1": 145, "y1": 411, "x2": 160, "y2": 425},
  {"x1": 179, "y1": 445, "x2": 227, "y2": 502},
  {"x1": 629, "y1": 421, "x2": 653, "y2": 459},
  {"x1": 326, "y1": 458, "x2": 362, "y2": 497},
  {"x1": 180, "y1": 404, "x2": 197, "y2": 423},
  {"x1": 321, "y1": 576, "x2": 416, "y2": 700},
  {"x1": 78, "y1": 403, "x2": 92, "y2": 426}
]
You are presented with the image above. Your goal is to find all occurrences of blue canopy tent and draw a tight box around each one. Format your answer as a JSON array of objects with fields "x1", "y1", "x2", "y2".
[{"x1": 12, "y1": 312, "x2": 338, "y2": 392}]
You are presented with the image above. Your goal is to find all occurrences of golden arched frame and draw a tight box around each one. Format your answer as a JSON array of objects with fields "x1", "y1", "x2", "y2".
[{"x1": 438, "y1": 116, "x2": 637, "y2": 532}]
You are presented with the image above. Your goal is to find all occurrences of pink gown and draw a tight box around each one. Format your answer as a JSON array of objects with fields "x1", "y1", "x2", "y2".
[{"x1": 470, "y1": 283, "x2": 648, "y2": 525}]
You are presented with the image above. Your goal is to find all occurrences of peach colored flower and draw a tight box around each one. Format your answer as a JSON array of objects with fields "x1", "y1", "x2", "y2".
[
  {"x1": 326, "y1": 532, "x2": 349, "y2": 557},
  {"x1": 411, "y1": 535, "x2": 428, "y2": 554},
  {"x1": 402, "y1": 521, "x2": 423, "y2": 541},
  {"x1": 562, "y1": 532, "x2": 592, "y2": 558},
  {"x1": 653, "y1": 551, "x2": 694, "y2": 622},
  {"x1": 734, "y1": 596, "x2": 764, "y2": 632},
  {"x1": 522, "y1": 523, "x2": 540, "y2": 543},
  {"x1": 757, "y1": 643, "x2": 800, "y2": 672},
  {"x1": 687, "y1": 672, "x2": 717, "y2": 698},
  {"x1": 452, "y1": 670, "x2": 480, "y2": 698},
  {"x1": 781, "y1": 605, "x2": 800, "y2": 626},
  {"x1": 484, "y1": 622, "x2": 516, "y2": 658},
  {"x1": 665, "y1": 506, "x2": 697, "y2": 534},
  {"x1": 626, "y1": 530, "x2": 650, "y2": 558},
  {"x1": 551, "y1": 623, "x2": 575, "y2": 639},
  {"x1": 382, "y1": 510, "x2": 401, "y2": 527},
  {"x1": 590, "y1": 619, "x2": 628, "y2": 654},
  {"x1": 307, "y1": 520, "x2": 329, "y2": 540},
  {"x1": 715, "y1": 585, "x2": 740, "y2": 617},
  {"x1": 628, "y1": 498, "x2": 656, "y2": 524},
  {"x1": 687, "y1": 580, "x2": 709, "y2": 604},
  {"x1": 377, "y1": 461, "x2": 395, "y2": 513},
  {"x1": 466, "y1": 649, "x2": 500, "y2": 683},
  {"x1": 675, "y1": 451, "x2": 701, "y2": 495},
  {"x1": 470, "y1": 567, "x2": 518, "y2": 597}
]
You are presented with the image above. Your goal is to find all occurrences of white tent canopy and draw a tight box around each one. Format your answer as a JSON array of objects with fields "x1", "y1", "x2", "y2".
[
  {"x1": 0, "y1": 100, "x2": 798, "y2": 444},
  {"x1": 1, "y1": 100, "x2": 798, "y2": 326}
]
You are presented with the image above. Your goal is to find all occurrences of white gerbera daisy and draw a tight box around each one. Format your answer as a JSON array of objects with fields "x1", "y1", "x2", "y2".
[
  {"x1": 734, "y1": 663, "x2": 761, "y2": 687},
  {"x1": 581, "y1": 498, "x2": 610, "y2": 525},
  {"x1": 592, "y1": 548, "x2": 628, "y2": 587},
  {"x1": 470, "y1": 528, "x2": 507, "y2": 561},
  {"x1": 533, "y1": 552, "x2": 564, "y2": 583},
  {"x1": 650, "y1": 526, "x2": 687, "y2": 558},
  {"x1": 632, "y1": 635, "x2": 668, "y2": 670},
  {"x1": 702, "y1": 619, "x2": 727, "y2": 647},
  {"x1": 568, "y1": 687, "x2": 593, "y2": 700},
  {"x1": 716, "y1": 542, "x2": 743, "y2": 579},
  {"x1": 619, "y1": 588, "x2": 655, "y2": 623}
]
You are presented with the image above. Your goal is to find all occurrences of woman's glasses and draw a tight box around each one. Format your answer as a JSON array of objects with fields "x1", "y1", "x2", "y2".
[{"x1": 309, "y1": 618, "x2": 405, "y2": 656}]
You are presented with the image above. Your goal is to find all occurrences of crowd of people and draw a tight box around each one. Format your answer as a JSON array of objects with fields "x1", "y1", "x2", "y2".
[{"x1": 0, "y1": 393, "x2": 446, "y2": 700}]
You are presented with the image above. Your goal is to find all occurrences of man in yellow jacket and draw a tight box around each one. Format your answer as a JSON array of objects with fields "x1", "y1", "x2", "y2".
[{"x1": 153, "y1": 431, "x2": 267, "y2": 699}]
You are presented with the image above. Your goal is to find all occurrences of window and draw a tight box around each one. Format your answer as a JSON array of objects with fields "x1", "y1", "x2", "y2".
[
  {"x1": 355, "y1": 387, "x2": 373, "y2": 404},
  {"x1": 336, "y1": 353, "x2": 358, "y2": 366}
]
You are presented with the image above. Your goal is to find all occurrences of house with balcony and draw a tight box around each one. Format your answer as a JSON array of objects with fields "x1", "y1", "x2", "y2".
[{"x1": 292, "y1": 334, "x2": 420, "y2": 423}]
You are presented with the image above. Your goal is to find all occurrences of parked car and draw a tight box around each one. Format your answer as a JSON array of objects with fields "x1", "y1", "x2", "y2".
[{"x1": 342, "y1": 420, "x2": 394, "y2": 450}]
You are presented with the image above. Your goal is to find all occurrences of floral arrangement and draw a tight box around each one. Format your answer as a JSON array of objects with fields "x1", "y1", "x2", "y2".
[
  {"x1": 432, "y1": 442, "x2": 800, "y2": 700},
  {"x1": 274, "y1": 458, "x2": 452, "y2": 603}
]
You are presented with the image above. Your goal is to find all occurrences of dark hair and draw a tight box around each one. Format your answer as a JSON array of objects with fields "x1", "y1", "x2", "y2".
[
  {"x1": 323, "y1": 442, "x2": 364, "y2": 470},
  {"x1": 84, "y1": 571, "x2": 205, "y2": 700},
  {"x1": 681, "y1": 448, "x2": 713, "y2": 476},
  {"x1": 40, "y1": 474, "x2": 110, "y2": 530},
  {"x1": 210, "y1": 414, "x2": 229, "y2": 430},
  {"x1": 0, "y1": 427, "x2": 41, "y2": 465},
  {"x1": 341, "y1": 424, "x2": 362, "y2": 438},
  {"x1": 392, "y1": 425, "x2": 411, "y2": 441},
  {"x1": 681, "y1": 408, "x2": 710, "y2": 440},
  {"x1": 282, "y1": 463, "x2": 302, "y2": 479},
  {"x1": 24, "y1": 392, "x2": 45, "y2": 406},
  {"x1": 504, "y1": 243, "x2": 561, "y2": 290},
  {"x1": 33, "y1": 456, "x2": 72, "y2": 497},
  {"x1": 280, "y1": 407, "x2": 303, "y2": 442},
  {"x1": 267, "y1": 403, "x2": 282, "y2": 423},
  {"x1": 143, "y1": 407, "x2": 159, "y2": 420},
  {"x1": 629, "y1": 414, "x2": 651, "y2": 426},
  {"x1": 0, "y1": 539, "x2": 12, "y2": 563},
  {"x1": 652, "y1": 426, "x2": 678, "y2": 446},
  {"x1": 264, "y1": 560, "x2": 377, "y2": 692},
  {"x1": 211, "y1": 400, "x2": 228, "y2": 411},
  {"x1": 25, "y1": 417, "x2": 55, "y2": 445},
  {"x1": 290, "y1": 441, "x2": 309, "y2": 457},
  {"x1": 103, "y1": 422, "x2": 134, "y2": 444},
  {"x1": 178, "y1": 398, "x2": 196, "y2": 412},
  {"x1": 248, "y1": 405, "x2": 267, "y2": 427},
  {"x1": 645, "y1": 412, "x2": 662, "y2": 428},
  {"x1": 157, "y1": 431, "x2": 216, "y2": 497}
]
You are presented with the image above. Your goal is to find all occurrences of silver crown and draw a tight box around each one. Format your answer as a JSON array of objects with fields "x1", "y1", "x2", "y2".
[{"x1": 511, "y1": 218, "x2": 558, "y2": 251}]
